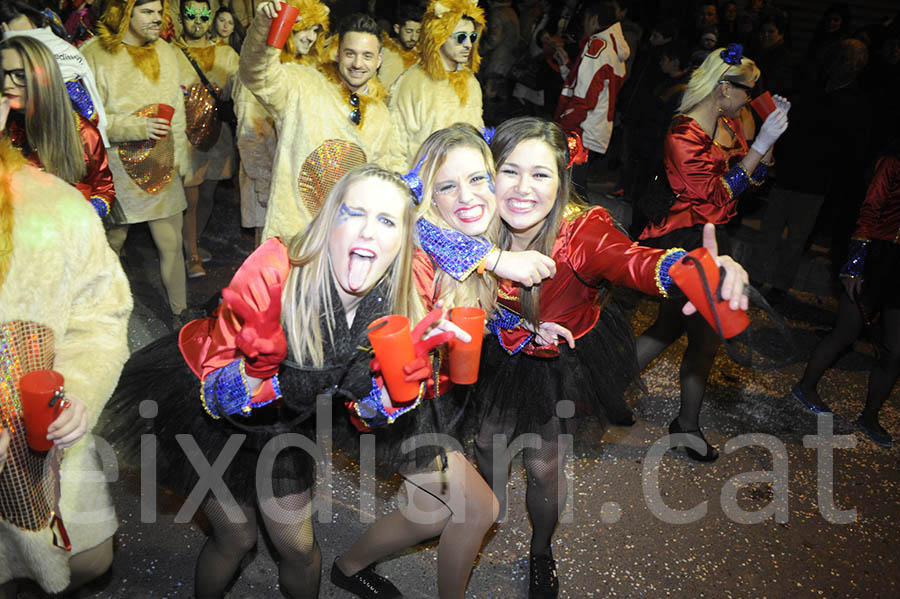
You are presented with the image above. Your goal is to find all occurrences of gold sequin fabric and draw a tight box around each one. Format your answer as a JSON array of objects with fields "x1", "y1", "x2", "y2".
[
  {"x1": 117, "y1": 104, "x2": 175, "y2": 194},
  {"x1": 0, "y1": 321, "x2": 62, "y2": 533},
  {"x1": 298, "y1": 140, "x2": 367, "y2": 217},
  {"x1": 184, "y1": 82, "x2": 222, "y2": 152}
]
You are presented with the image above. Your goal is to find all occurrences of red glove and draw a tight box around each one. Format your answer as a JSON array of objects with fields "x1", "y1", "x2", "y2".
[
  {"x1": 370, "y1": 308, "x2": 454, "y2": 384},
  {"x1": 221, "y1": 277, "x2": 288, "y2": 378}
]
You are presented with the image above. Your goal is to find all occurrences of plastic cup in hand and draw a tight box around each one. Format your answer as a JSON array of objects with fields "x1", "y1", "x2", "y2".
[
  {"x1": 367, "y1": 315, "x2": 420, "y2": 403},
  {"x1": 156, "y1": 104, "x2": 175, "y2": 125},
  {"x1": 18, "y1": 370, "x2": 66, "y2": 452},
  {"x1": 750, "y1": 91, "x2": 777, "y2": 121},
  {"x1": 267, "y1": 3, "x2": 300, "y2": 49},
  {"x1": 448, "y1": 307, "x2": 486, "y2": 385}
]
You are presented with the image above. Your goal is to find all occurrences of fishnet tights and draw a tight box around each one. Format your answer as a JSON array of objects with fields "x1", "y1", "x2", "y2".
[{"x1": 195, "y1": 490, "x2": 319, "y2": 599}]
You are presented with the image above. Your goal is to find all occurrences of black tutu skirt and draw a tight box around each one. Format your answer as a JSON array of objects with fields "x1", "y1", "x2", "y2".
[
  {"x1": 474, "y1": 300, "x2": 641, "y2": 437},
  {"x1": 99, "y1": 334, "x2": 316, "y2": 505}
]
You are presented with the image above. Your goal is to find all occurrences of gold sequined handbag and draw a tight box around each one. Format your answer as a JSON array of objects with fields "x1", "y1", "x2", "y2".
[
  {"x1": 183, "y1": 81, "x2": 223, "y2": 152},
  {"x1": 0, "y1": 321, "x2": 71, "y2": 550},
  {"x1": 181, "y1": 48, "x2": 223, "y2": 152}
]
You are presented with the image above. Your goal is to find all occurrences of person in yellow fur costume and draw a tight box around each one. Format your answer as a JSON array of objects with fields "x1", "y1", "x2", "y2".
[
  {"x1": 378, "y1": 2, "x2": 423, "y2": 91},
  {"x1": 82, "y1": 0, "x2": 189, "y2": 320},
  {"x1": 234, "y1": 0, "x2": 329, "y2": 246},
  {"x1": 389, "y1": 0, "x2": 485, "y2": 168},
  {"x1": 176, "y1": 0, "x2": 240, "y2": 278},
  {"x1": 0, "y1": 138, "x2": 132, "y2": 597},
  {"x1": 242, "y1": 1, "x2": 397, "y2": 242}
]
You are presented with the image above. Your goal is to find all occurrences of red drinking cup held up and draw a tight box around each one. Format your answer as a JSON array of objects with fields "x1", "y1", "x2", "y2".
[
  {"x1": 668, "y1": 248, "x2": 750, "y2": 339},
  {"x1": 267, "y1": 3, "x2": 300, "y2": 49},
  {"x1": 367, "y1": 315, "x2": 420, "y2": 403},
  {"x1": 750, "y1": 91, "x2": 777, "y2": 121},
  {"x1": 448, "y1": 307, "x2": 486, "y2": 385},
  {"x1": 156, "y1": 103, "x2": 175, "y2": 125},
  {"x1": 18, "y1": 370, "x2": 66, "y2": 452}
]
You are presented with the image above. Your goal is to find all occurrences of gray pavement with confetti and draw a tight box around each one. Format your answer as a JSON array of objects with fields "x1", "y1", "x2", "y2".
[{"x1": 25, "y1": 181, "x2": 897, "y2": 599}]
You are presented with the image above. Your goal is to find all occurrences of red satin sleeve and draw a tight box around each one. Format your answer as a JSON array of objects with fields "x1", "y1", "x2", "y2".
[
  {"x1": 78, "y1": 114, "x2": 116, "y2": 213},
  {"x1": 179, "y1": 238, "x2": 291, "y2": 380},
  {"x1": 565, "y1": 207, "x2": 667, "y2": 296},
  {"x1": 412, "y1": 249, "x2": 439, "y2": 309},
  {"x1": 640, "y1": 115, "x2": 747, "y2": 239},
  {"x1": 853, "y1": 156, "x2": 900, "y2": 243}
]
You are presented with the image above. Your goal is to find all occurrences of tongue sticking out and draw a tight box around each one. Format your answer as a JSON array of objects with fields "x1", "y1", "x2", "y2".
[{"x1": 348, "y1": 253, "x2": 373, "y2": 291}]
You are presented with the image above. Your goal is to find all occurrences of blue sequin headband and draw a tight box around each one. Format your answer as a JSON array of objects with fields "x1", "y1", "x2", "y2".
[{"x1": 401, "y1": 154, "x2": 427, "y2": 205}]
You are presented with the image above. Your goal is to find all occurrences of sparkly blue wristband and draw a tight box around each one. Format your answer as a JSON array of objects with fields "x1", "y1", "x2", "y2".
[
  {"x1": 90, "y1": 196, "x2": 109, "y2": 219},
  {"x1": 416, "y1": 218, "x2": 494, "y2": 281},
  {"x1": 750, "y1": 162, "x2": 769, "y2": 185},
  {"x1": 200, "y1": 359, "x2": 280, "y2": 419},
  {"x1": 351, "y1": 377, "x2": 426, "y2": 429},
  {"x1": 841, "y1": 239, "x2": 868, "y2": 278},
  {"x1": 656, "y1": 249, "x2": 687, "y2": 298},
  {"x1": 487, "y1": 306, "x2": 533, "y2": 355},
  {"x1": 722, "y1": 164, "x2": 752, "y2": 199}
]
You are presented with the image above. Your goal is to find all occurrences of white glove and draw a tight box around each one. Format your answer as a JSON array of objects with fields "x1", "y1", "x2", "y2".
[
  {"x1": 772, "y1": 94, "x2": 791, "y2": 115},
  {"x1": 751, "y1": 108, "x2": 789, "y2": 155}
]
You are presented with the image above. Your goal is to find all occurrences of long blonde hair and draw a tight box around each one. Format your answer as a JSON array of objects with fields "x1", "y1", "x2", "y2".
[
  {"x1": 281, "y1": 165, "x2": 425, "y2": 367},
  {"x1": 678, "y1": 47, "x2": 760, "y2": 113},
  {"x1": 411, "y1": 123, "x2": 499, "y2": 315},
  {"x1": 0, "y1": 37, "x2": 86, "y2": 185}
]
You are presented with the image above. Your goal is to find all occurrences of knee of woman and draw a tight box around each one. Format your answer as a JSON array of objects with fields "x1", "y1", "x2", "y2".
[
  {"x1": 466, "y1": 490, "x2": 500, "y2": 531},
  {"x1": 227, "y1": 524, "x2": 260, "y2": 555}
]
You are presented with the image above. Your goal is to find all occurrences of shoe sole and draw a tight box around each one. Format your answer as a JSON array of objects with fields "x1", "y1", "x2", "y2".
[{"x1": 855, "y1": 422, "x2": 894, "y2": 448}]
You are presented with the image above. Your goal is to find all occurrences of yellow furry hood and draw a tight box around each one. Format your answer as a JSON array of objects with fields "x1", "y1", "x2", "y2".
[
  {"x1": 96, "y1": 0, "x2": 173, "y2": 53},
  {"x1": 282, "y1": 0, "x2": 331, "y2": 63},
  {"x1": 421, "y1": 0, "x2": 485, "y2": 80}
]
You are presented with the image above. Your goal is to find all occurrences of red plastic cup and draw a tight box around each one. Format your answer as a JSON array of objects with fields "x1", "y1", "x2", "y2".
[
  {"x1": 19, "y1": 370, "x2": 66, "y2": 452},
  {"x1": 668, "y1": 248, "x2": 750, "y2": 339},
  {"x1": 750, "y1": 91, "x2": 777, "y2": 121},
  {"x1": 267, "y1": 3, "x2": 300, "y2": 49},
  {"x1": 367, "y1": 315, "x2": 420, "y2": 403},
  {"x1": 156, "y1": 103, "x2": 175, "y2": 125},
  {"x1": 448, "y1": 307, "x2": 486, "y2": 385}
]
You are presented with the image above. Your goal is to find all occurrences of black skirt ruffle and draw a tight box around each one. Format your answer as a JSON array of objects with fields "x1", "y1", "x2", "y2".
[{"x1": 474, "y1": 300, "x2": 641, "y2": 436}]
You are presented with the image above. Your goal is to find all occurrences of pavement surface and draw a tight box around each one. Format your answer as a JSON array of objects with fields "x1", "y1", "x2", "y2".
[{"x1": 18, "y1": 179, "x2": 899, "y2": 599}]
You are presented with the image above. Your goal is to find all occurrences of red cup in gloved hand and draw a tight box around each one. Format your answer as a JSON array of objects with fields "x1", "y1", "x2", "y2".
[
  {"x1": 19, "y1": 370, "x2": 66, "y2": 452},
  {"x1": 369, "y1": 309, "x2": 456, "y2": 399},
  {"x1": 669, "y1": 248, "x2": 750, "y2": 339},
  {"x1": 750, "y1": 91, "x2": 777, "y2": 120}
]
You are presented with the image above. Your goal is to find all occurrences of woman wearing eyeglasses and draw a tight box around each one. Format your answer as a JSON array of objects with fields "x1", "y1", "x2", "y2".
[
  {"x1": 389, "y1": 0, "x2": 486, "y2": 167},
  {"x1": 0, "y1": 36, "x2": 115, "y2": 219},
  {"x1": 634, "y1": 45, "x2": 789, "y2": 461}
]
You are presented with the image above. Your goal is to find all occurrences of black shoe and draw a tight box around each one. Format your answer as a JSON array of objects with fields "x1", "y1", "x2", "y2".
[
  {"x1": 668, "y1": 419, "x2": 719, "y2": 462},
  {"x1": 529, "y1": 552, "x2": 559, "y2": 599},
  {"x1": 330, "y1": 558, "x2": 402, "y2": 598},
  {"x1": 855, "y1": 417, "x2": 894, "y2": 448},
  {"x1": 791, "y1": 386, "x2": 831, "y2": 414}
]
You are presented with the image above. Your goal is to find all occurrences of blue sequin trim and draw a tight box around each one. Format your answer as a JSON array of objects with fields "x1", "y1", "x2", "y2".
[
  {"x1": 657, "y1": 249, "x2": 687, "y2": 297},
  {"x1": 486, "y1": 306, "x2": 534, "y2": 355},
  {"x1": 722, "y1": 164, "x2": 752, "y2": 199},
  {"x1": 750, "y1": 162, "x2": 769, "y2": 185},
  {"x1": 66, "y1": 79, "x2": 95, "y2": 121},
  {"x1": 200, "y1": 359, "x2": 281, "y2": 418},
  {"x1": 89, "y1": 196, "x2": 109, "y2": 219},
  {"x1": 841, "y1": 239, "x2": 868, "y2": 278},
  {"x1": 352, "y1": 377, "x2": 426, "y2": 429},
  {"x1": 416, "y1": 218, "x2": 494, "y2": 281}
]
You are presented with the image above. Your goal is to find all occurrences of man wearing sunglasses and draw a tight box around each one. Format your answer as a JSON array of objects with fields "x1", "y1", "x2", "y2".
[
  {"x1": 389, "y1": 0, "x2": 486, "y2": 167},
  {"x1": 176, "y1": 0, "x2": 239, "y2": 278},
  {"x1": 83, "y1": 0, "x2": 191, "y2": 326},
  {"x1": 241, "y1": 2, "x2": 397, "y2": 242}
]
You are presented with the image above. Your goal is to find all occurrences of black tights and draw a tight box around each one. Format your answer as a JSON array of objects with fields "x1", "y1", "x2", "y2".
[
  {"x1": 635, "y1": 299, "x2": 721, "y2": 430},
  {"x1": 195, "y1": 491, "x2": 320, "y2": 599},
  {"x1": 798, "y1": 292, "x2": 900, "y2": 424},
  {"x1": 474, "y1": 414, "x2": 574, "y2": 557}
]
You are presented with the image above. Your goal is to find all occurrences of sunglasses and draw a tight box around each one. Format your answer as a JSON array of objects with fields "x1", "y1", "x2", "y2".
[
  {"x1": 349, "y1": 92, "x2": 361, "y2": 126},
  {"x1": 451, "y1": 32, "x2": 478, "y2": 45},
  {"x1": 185, "y1": 13, "x2": 211, "y2": 22},
  {"x1": 719, "y1": 79, "x2": 753, "y2": 93}
]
